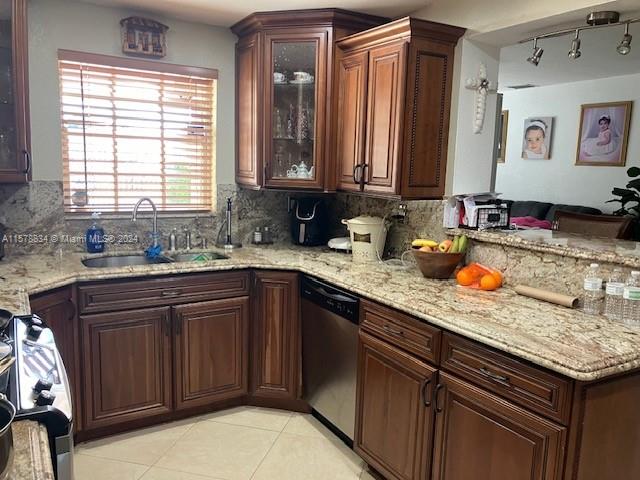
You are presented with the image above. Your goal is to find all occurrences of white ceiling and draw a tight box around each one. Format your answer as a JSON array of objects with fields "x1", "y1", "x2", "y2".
[
  {"x1": 75, "y1": 0, "x2": 427, "y2": 27},
  {"x1": 498, "y1": 14, "x2": 640, "y2": 89}
]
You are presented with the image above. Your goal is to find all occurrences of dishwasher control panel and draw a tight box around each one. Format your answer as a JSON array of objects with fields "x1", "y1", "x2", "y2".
[{"x1": 300, "y1": 275, "x2": 359, "y2": 324}]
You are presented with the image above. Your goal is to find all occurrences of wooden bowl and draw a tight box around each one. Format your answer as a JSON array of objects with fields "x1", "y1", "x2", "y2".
[{"x1": 412, "y1": 250, "x2": 465, "y2": 279}]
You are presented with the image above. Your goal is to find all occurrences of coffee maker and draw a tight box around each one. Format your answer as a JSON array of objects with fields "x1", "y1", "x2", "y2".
[{"x1": 290, "y1": 198, "x2": 328, "y2": 246}]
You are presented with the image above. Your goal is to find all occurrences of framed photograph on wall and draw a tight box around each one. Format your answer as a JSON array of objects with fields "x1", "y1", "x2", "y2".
[
  {"x1": 496, "y1": 110, "x2": 509, "y2": 163},
  {"x1": 576, "y1": 101, "x2": 633, "y2": 166},
  {"x1": 522, "y1": 117, "x2": 553, "y2": 159}
]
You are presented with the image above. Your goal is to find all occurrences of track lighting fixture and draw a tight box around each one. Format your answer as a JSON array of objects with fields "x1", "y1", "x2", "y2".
[
  {"x1": 617, "y1": 23, "x2": 632, "y2": 55},
  {"x1": 527, "y1": 38, "x2": 543, "y2": 66},
  {"x1": 568, "y1": 30, "x2": 582, "y2": 59},
  {"x1": 519, "y1": 11, "x2": 637, "y2": 64}
]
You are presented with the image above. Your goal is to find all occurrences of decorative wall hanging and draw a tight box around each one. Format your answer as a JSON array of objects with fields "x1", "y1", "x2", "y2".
[
  {"x1": 120, "y1": 17, "x2": 168, "y2": 58},
  {"x1": 465, "y1": 63, "x2": 497, "y2": 134},
  {"x1": 522, "y1": 117, "x2": 553, "y2": 159},
  {"x1": 576, "y1": 101, "x2": 632, "y2": 166}
]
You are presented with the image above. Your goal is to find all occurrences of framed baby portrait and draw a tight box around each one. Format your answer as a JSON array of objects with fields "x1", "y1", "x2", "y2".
[
  {"x1": 575, "y1": 101, "x2": 632, "y2": 166},
  {"x1": 522, "y1": 117, "x2": 553, "y2": 159}
]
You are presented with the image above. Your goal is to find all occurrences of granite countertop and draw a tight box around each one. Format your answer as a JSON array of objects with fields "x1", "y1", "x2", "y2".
[
  {"x1": 449, "y1": 227, "x2": 640, "y2": 268},
  {"x1": 0, "y1": 245, "x2": 639, "y2": 382},
  {"x1": 8, "y1": 420, "x2": 54, "y2": 480}
]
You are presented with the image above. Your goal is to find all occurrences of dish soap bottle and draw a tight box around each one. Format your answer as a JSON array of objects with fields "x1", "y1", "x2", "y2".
[{"x1": 86, "y1": 212, "x2": 105, "y2": 253}]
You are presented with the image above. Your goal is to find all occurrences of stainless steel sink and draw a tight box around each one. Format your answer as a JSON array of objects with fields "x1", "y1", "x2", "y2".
[
  {"x1": 82, "y1": 255, "x2": 174, "y2": 268},
  {"x1": 170, "y1": 252, "x2": 229, "y2": 262}
]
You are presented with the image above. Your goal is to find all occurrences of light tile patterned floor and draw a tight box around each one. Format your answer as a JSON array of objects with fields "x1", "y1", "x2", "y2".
[{"x1": 75, "y1": 407, "x2": 376, "y2": 480}]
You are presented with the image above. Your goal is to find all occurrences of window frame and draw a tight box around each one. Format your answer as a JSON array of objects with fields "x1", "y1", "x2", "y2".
[{"x1": 57, "y1": 49, "x2": 218, "y2": 215}]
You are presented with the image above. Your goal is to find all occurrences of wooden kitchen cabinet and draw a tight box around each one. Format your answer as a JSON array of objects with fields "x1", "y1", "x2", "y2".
[
  {"x1": 80, "y1": 307, "x2": 173, "y2": 430},
  {"x1": 231, "y1": 9, "x2": 386, "y2": 192},
  {"x1": 173, "y1": 297, "x2": 249, "y2": 410},
  {"x1": 335, "y1": 17, "x2": 465, "y2": 199},
  {"x1": 251, "y1": 271, "x2": 300, "y2": 402},
  {"x1": 431, "y1": 372, "x2": 566, "y2": 480},
  {"x1": 236, "y1": 32, "x2": 262, "y2": 187},
  {"x1": 0, "y1": 0, "x2": 30, "y2": 183},
  {"x1": 335, "y1": 50, "x2": 368, "y2": 192},
  {"x1": 355, "y1": 331, "x2": 437, "y2": 480}
]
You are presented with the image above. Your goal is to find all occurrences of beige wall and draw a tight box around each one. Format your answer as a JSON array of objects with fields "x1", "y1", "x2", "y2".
[{"x1": 28, "y1": 0, "x2": 236, "y2": 183}]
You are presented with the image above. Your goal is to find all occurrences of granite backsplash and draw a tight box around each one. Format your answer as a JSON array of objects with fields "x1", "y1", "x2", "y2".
[
  {"x1": 0, "y1": 181, "x2": 291, "y2": 255},
  {"x1": 0, "y1": 182, "x2": 620, "y2": 298}
]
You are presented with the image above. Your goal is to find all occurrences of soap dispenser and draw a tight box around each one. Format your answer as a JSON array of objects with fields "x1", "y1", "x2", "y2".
[{"x1": 86, "y1": 212, "x2": 105, "y2": 253}]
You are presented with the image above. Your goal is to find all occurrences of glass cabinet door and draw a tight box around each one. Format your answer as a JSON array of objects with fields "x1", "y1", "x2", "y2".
[
  {"x1": 265, "y1": 33, "x2": 326, "y2": 188},
  {"x1": 0, "y1": 0, "x2": 29, "y2": 183}
]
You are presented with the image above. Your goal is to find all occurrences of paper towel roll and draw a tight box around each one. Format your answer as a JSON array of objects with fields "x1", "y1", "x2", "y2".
[{"x1": 514, "y1": 285, "x2": 579, "y2": 309}]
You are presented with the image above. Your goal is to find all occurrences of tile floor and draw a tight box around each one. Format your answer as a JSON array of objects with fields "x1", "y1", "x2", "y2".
[{"x1": 75, "y1": 407, "x2": 377, "y2": 480}]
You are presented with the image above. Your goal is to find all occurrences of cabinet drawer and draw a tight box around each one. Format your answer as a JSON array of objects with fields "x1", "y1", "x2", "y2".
[
  {"x1": 79, "y1": 271, "x2": 250, "y2": 314},
  {"x1": 360, "y1": 299, "x2": 440, "y2": 363},
  {"x1": 441, "y1": 333, "x2": 572, "y2": 424}
]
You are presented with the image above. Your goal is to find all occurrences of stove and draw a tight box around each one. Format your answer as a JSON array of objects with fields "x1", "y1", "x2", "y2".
[{"x1": 3, "y1": 314, "x2": 73, "y2": 480}]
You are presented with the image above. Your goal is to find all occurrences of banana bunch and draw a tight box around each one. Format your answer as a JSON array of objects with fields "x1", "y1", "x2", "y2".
[{"x1": 411, "y1": 235, "x2": 468, "y2": 253}]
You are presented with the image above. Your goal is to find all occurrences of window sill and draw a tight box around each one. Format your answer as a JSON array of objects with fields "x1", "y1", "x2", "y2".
[{"x1": 64, "y1": 211, "x2": 216, "y2": 221}]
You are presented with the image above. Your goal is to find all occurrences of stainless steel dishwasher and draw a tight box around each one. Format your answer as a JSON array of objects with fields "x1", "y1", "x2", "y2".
[{"x1": 301, "y1": 275, "x2": 359, "y2": 443}]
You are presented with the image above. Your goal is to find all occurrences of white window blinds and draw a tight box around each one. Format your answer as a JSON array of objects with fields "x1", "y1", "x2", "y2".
[{"x1": 58, "y1": 51, "x2": 217, "y2": 213}]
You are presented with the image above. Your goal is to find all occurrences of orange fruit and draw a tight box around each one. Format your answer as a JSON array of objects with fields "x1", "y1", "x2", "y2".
[
  {"x1": 456, "y1": 269, "x2": 474, "y2": 286},
  {"x1": 490, "y1": 270, "x2": 503, "y2": 287},
  {"x1": 480, "y1": 274, "x2": 500, "y2": 291}
]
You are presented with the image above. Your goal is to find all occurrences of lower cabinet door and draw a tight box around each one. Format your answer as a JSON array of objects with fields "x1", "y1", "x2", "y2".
[
  {"x1": 173, "y1": 297, "x2": 249, "y2": 410},
  {"x1": 431, "y1": 372, "x2": 566, "y2": 480},
  {"x1": 81, "y1": 307, "x2": 173, "y2": 430},
  {"x1": 251, "y1": 271, "x2": 300, "y2": 399},
  {"x1": 355, "y1": 331, "x2": 437, "y2": 480}
]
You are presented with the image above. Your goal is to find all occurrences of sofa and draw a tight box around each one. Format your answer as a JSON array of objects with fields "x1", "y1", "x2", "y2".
[{"x1": 503, "y1": 200, "x2": 602, "y2": 222}]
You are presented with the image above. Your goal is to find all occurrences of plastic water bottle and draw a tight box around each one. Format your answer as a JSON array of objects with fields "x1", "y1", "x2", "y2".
[
  {"x1": 623, "y1": 271, "x2": 640, "y2": 325},
  {"x1": 604, "y1": 268, "x2": 625, "y2": 322},
  {"x1": 582, "y1": 263, "x2": 603, "y2": 315}
]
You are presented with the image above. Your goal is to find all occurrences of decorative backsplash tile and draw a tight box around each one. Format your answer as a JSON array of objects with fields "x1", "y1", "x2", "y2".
[
  {"x1": 0, "y1": 182, "x2": 625, "y2": 297},
  {"x1": 0, "y1": 181, "x2": 291, "y2": 255}
]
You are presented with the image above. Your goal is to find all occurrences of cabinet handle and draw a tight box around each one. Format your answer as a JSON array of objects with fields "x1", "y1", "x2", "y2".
[
  {"x1": 361, "y1": 163, "x2": 368, "y2": 186},
  {"x1": 382, "y1": 324, "x2": 404, "y2": 337},
  {"x1": 23, "y1": 150, "x2": 31, "y2": 175},
  {"x1": 352, "y1": 164, "x2": 362, "y2": 184},
  {"x1": 421, "y1": 378, "x2": 432, "y2": 407},
  {"x1": 479, "y1": 367, "x2": 510, "y2": 385},
  {"x1": 161, "y1": 290, "x2": 182, "y2": 297},
  {"x1": 434, "y1": 383, "x2": 445, "y2": 413}
]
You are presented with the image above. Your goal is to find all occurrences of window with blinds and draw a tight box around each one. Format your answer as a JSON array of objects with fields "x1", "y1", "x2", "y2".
[{"x1": 58, "y1": 50, "x2": 217, "y2": 213}]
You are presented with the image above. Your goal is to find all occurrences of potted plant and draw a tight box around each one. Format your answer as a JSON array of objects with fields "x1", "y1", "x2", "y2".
[{"x1": 608, "y1": 166, "x2": 640, "y2": 240}]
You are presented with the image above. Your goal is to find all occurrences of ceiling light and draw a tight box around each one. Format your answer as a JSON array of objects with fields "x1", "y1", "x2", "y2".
[
  {"x1": 568, "y1": 30, "x2": 582, "y2": 59},
  {"x1": 617, "y1": 23, "x2": 632, "y2": 55},
  {"x1": 527, "y1": 38, "x2": 544, "y2": 66}
]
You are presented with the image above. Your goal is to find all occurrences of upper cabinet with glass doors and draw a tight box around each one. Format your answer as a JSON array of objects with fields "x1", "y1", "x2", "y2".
[
  {"x1": 0, "y1": 0, "x2": 29, "y2": 183},
  {"x1": 232, "y1": 9, "x2": 386, "y2": 192}
]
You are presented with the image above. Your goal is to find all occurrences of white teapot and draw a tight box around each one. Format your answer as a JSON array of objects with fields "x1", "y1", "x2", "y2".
[{"x1": 296, "y1": 161, "x2": 309, "y2": 178}]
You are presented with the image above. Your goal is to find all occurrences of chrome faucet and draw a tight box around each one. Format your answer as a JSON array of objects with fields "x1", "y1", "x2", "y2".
[{"x1": 131, "y1": 197, "x2": 160, "y2": 248}]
